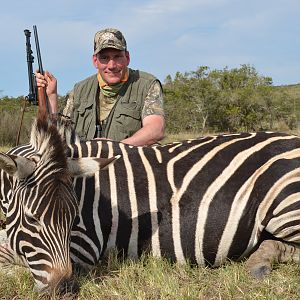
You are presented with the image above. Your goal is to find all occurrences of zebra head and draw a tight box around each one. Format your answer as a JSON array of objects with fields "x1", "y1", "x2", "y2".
[{"x1": 0, "y1": 114, "x2": 117, "y2": 295}]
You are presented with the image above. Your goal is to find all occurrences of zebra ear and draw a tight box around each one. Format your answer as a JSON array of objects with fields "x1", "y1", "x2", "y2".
[
  {"x1": 0, "y1": 152, "x2": 36, "y2": 179},
  {"x1": 67, "y1": 155, "x2": 120, "y2": 177}
]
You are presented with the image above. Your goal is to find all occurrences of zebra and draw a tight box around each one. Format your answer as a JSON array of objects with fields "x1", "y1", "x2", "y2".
[
  {"x1": 0, "y1": 113, "x2": 116, "y2": 295},
  {"x1": 0, "y1": 113, "x2": 300, "y2": 295}
]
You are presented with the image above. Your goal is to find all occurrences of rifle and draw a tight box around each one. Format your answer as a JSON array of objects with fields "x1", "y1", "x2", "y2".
[
  {"x1": 33, "y1": 25, "x2": 49, "y2": 114},
  {"x1": 24, "y1": 29, "x2": 36, "y2": 104},
  {"x1": 23, "y1": 25, "x2": 49, "y2": 111},
  {"x1": 16, "y1": 25, "x2": 49, "y2": 145}
]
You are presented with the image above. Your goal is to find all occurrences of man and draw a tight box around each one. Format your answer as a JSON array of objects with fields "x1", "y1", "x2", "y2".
[{"x1": 36, "y1": 28, "x2": 165, "y2": 146}]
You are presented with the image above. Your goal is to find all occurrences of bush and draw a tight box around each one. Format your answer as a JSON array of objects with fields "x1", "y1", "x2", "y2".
[
  {"x1": 164, "y1": 65, "x2": 298, "y2": 134},
  {"x1": 0, "y1": 97, "x2": 37, "y2": 146}
]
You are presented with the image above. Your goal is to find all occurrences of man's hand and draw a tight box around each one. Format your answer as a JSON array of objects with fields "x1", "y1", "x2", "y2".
[
  {"x1": 35, "y1": 70, "x2": 57, "y2": 96},
  {"x1": 35, "y1": 70, "x2": 58, "y2": 114}
]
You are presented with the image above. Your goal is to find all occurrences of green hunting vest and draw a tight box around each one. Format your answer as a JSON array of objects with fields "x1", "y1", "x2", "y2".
[{"x1": 72, "y1": 68, "x2": 158, "y2": 141}]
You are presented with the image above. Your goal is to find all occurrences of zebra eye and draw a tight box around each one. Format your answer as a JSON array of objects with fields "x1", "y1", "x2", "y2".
[{"x1": 30, "y1": 155, "x2": 41, "y2": 164}]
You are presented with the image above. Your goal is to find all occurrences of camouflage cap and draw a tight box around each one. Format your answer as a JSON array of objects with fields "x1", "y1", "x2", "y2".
[{"x1": 93, "y1": 28, "x2": 127, "y2": 55}]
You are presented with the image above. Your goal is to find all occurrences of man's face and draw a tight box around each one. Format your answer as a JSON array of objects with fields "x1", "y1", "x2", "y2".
[{"x1": 93, "y1": 48, "x2": 130, "y2": 85}]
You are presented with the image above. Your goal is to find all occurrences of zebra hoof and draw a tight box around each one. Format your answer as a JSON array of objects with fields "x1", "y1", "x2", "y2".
[{"x1": 248, "y1": 265, "x2": 271, "y2": 279}]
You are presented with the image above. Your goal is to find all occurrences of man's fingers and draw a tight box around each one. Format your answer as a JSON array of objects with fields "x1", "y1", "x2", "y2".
[{"x1": 47, "y1": 73, "x2": 56, "y2": 81}]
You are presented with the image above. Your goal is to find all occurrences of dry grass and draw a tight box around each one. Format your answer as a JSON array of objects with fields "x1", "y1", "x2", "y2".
[
  {"x1": 161, "y1": 132, "x2": 211, "y2": 144},
  {"x1": 0, "y1": 252, "x2": 300, "y2": 300},
  {"x1": 162, "y1": 128, "x2": 300, "y2": 145},
  {"x1": 0, "y1": 145, "x2": 12, "y2": 153}
]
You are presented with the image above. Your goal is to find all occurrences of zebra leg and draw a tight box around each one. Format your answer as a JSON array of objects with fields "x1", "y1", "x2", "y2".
[
  {"x1": 0, "y1": 229, "x2": 7, "y2": 244},
  {"x1": 246, "y1": 239, "x2": 300, "y2": 279},
  {"x1": 0, "y1": 246, "x2": 25, "y2": 271},
  {"x1": 0, "y1": 244, "x2": 18, "y2": 268},
  {"x1": 0, "y1": 231, "x2": 24, "y2": 270}
]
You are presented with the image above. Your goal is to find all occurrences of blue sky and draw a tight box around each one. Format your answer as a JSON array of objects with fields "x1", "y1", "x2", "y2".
[{"x1": 1, "y1": 0, "x2": 300, "y2": 97}]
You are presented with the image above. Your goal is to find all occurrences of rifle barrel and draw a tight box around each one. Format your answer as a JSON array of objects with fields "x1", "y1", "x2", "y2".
[
  {"x1": 33, "y1": 25, "x2": 44, "y2": 75},
  {"x1": 33, "y1": 25, "x2": 50, "y2": 114}
]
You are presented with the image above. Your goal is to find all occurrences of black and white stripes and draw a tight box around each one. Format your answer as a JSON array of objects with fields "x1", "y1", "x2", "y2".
[
  {"x1": 0, "y1": 115, "x2": 300, "y2": 294},
  {"x1": 67, "y1": 131, "x2": 300, "y2": 269}
]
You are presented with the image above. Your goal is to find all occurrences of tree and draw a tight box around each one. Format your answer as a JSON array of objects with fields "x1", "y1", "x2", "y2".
[{"x1": 163, "y1": 65, "x2": 297, "y2": 134}]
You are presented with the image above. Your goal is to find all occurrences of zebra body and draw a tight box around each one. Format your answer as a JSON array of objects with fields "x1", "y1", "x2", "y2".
[
  {"x1": 11, "y1": 131, "x2": 300, "y2": 267},
  {"x1": 66, "y1": 132, "x2": 300, "y2": 268},
  {"x1": 0, "y1": 115, "x2": 300, "y2": 294}
]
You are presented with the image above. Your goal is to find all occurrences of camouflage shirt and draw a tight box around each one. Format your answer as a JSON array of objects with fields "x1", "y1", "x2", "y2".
[{"x1": 142, "y1": 80, "x2": 164, "y2": 119}]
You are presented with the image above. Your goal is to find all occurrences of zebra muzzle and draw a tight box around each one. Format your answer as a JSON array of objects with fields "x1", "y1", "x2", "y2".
[{"x1": 54, "y1": 276, "x2": 80, "y2": 297}]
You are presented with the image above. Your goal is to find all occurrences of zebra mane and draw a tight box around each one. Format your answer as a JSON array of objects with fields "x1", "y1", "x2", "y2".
[
  {"x1": 54, "y1": 115, "x2": 81, "y2": 146},
  {"x1": 29, "y1": 113, "x2": 69, "y2": 170}
]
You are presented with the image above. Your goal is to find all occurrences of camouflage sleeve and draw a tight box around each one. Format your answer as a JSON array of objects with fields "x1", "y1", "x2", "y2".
[
  {"x1": 141, "y1": 80, "x2": 164, "y2": 120},
  {"x1": 62, "y1": 89, "x2": 75, "y2": 118}
]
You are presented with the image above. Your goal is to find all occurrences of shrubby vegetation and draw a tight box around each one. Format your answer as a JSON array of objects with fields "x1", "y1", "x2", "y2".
[
  {"x1": 164, "y1": 64, "x2": 299, "y2": 134},
  {"x1": 0, "y1": 65, "x2": 299, "y2": 147},
  {"x1": 0, "y1": 97, "x2": 37, "y2": 146},
  {"x1": 0, "y1": 95, "x2": 65, "y2": 147}
]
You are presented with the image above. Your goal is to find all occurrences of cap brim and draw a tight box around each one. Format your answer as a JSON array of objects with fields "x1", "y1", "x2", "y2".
[{"x1": 94, "y1": 45, "x2": 126, "y2": 55}]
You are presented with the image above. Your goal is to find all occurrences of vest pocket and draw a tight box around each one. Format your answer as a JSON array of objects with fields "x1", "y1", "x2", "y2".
[
  {"x1": 114, "y1": 106, "x2": 142, "y2": 136},
  {"x1": 75, "y1": 104, "x2": 94, "y2": 140}
]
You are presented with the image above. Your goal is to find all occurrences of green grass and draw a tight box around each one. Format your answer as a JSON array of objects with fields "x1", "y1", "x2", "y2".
[{"x1": 0, "y1": 252, "x2": 300, "y2": 299}]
